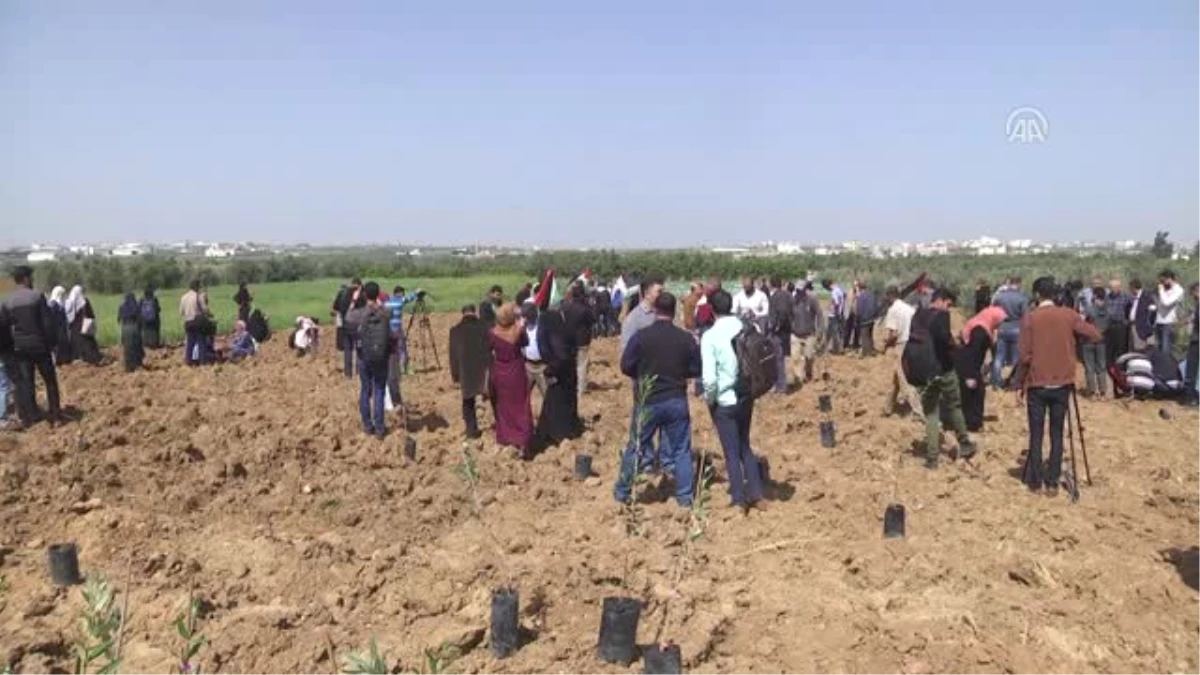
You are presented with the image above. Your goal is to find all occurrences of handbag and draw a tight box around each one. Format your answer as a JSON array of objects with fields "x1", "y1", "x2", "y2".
[{"x1": 81, "y1": 317, "x2": 96, "y2": 336}]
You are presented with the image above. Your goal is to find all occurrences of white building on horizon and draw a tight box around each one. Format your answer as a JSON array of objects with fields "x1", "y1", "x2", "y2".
[
  {"x1": 26, "y1": 250, "x2": 57, "y2": 263},
  {"x1": 111, "y1": 243, "x2": 149, "y2": 257},
  {"x1": 204, "y1": 244, "x2": 236, "y2": 258}
]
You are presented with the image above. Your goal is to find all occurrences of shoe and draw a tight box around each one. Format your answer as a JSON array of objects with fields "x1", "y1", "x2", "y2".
[
  {"x1": 465, "y1": 429, "x2": 482, "y2": 440},
  {"x1": 362, "y1": 424, "x2": 374, "y2": 436},
  {"x1": 923, "y1": 457, "x2": 939, "y2": 470},
  {"x1": 374, "y1": 428, "x2": 388, "y2": 440},
  {"x1": 1043, "y1": 486, "x2": 1059, "y2": 499},
  {"x1": 957, "y1": 440, "x2": 978, "y2": 461}
]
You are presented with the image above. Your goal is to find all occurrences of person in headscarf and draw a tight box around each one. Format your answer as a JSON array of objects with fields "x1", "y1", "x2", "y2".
[
  {"x1": 66, "y1": 285, "x2": 102, "y2": 365},
  {"x1": 534, "y1": 304, "x2": 583, "y2": 450},
  {"x1": 47, "y1": 286, "x2": 74, "y2": 364},
  {"x1": 955, "y1": 305, "x2": 1007, "y2": 431},
  {"x1": 233, "y1": 283, "x2": 254, "y2": 324},
  {"x1": 228, "y1": 320, "x2": 257, "y2": 363},
  {"x1": 117, "y1": 292, "x2": 145, "y2": 372},
  {"x1": 140, "y1": 288, "x2": 162, "y2": 349},
  {"x1": 487, "y1": 303, "x2": 534, "y2": 456},
  {"x1": 291, "y1": 315, "x2": 318, "y2": 356}
]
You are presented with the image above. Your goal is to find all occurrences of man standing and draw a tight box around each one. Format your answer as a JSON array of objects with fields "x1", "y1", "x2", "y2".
[
  {"x1": 562, "y1": 282, "x2": 597, "y2": 398},
  {"x1": 1012, "y1": 277, "x2": 1102, "y2": 496},
  {"x1": 620, "y1": 276, "x2": 665, "y2": 463},
  {"x1": 702, "y1": 289, "x2": 765, "y2": 511},
  {"x1": 179, "y1": 279, "x2": 211, "y2": 366},
  {"x1": 789, "y1": 281, "x2": 824, "y2": 388},
  {"x1": 331, "y1": 278, "x2": 363, "y2": 378},
  {"x1": 767, "y1": 277, "x2": 794, "y2": 393},
  {"x1": 1, "y1": 266, "x2": 62, "y2": 428},
  {"x1": 1081, "y1": 288, "x2": 1111, "y2": 398},
  {"x1": 479, "y1": 285, "x2": 504, "y2": 327},
  {"x1": 521, "y1": 304, "x2": 548, "y2": 396},
  {"x1": 682, "y1": 282, "x2": 703, "y2": 332},
  {"x1": 907, "y1": 289, "x2": 977, "y2": 469},
  {"x1": 385, "y1": 285, "x2": 421, "y2": 403},
  {"x1": 345, "y1": 282, "x2": 393, "y2": 439},
  {"x1": 732, "y1": 276, "x2": 769, "y2": 327},
  {"x1": 881, "y1": 285, "x2": 919, "y2": 418},
  {"x1": 514, "y1": 282, "x2": 533, "y2": 307},
  {"x1": 821, "y1": 280, "x2": 846, "y2": 355},
  {"x1": 614, "y1": 292, "x2": 700, "y2": 508},
  {"x1": 991, "y1": 276, "x2": 1028, "y2": 389},
  {"x1": 448, "y1": 305, "x2": 491, "y2": 439},
  {"x1": 1104, "y1": 278, "x2": 1131, "y2": 363},
  {"x1": 973, "y1": 278, "x2": 992, "y2": 314},
  {"x1": 1155, "y1": 270, "x2": 1184, "y2": 356},
  {"x1": 593, "y1": 283, "x2": 614, "y2": 337},
  {"x1": 1128, "y1": 278, "x2": 1156, "y2": 352},
  {"x1": 855, "y1": 281, "x2": 879, "y2": 357},
  {"x1": 1183, "y1": 283, "x2": 1199, "y2": 407}
]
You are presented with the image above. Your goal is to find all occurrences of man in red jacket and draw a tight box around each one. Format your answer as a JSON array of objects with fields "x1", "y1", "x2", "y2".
[{"x1": 1012, "y1": 277, "x2": 1102, "y2": 496}]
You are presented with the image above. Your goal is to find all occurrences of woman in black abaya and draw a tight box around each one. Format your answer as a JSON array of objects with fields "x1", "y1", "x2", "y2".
[{"x1": 533, "y1": 306, "x2": 582, "y2": 449}]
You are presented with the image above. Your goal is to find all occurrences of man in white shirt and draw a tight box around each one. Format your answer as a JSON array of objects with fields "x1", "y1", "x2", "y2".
[
  {"x1": 732, "y1": 276, "x2": 769, "y2": 327},
  {"x1": 520, "y1": 304, "x2": 547, "y2": 396},
  {"x1": 1155, "y1": 269, "x2": 1185, "y2": 355},
  {"x1": 880, "y1": 286, "x2": 921, "y2": 419}
]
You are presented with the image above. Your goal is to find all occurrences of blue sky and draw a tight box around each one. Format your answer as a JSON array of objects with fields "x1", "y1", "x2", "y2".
[{"x1": 2, "y1": 0, "x2": 1196, "y2": 248}]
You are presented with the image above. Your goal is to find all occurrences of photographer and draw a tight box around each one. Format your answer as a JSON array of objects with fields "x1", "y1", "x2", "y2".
[
  {"x1": 385, "y1": 285, "x2": 422, "y2": 400},
  {"x1": 1012, "y1": 277, "x2": 1101, "y2": 497}
]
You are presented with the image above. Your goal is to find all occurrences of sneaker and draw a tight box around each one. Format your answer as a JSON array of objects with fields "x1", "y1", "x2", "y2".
[
  {"x1": 957, "y1": 440, "x2": 978, "y2": 461},
  {"x1": 1043, "y1": 486, "x2": 1060, "y2": 499},
  {"x1": 923, "y1": 457, "x2": 939, "y2": 470},
  {"x1": 374, "y1": 427, "x2": 388, "y2": 440}
]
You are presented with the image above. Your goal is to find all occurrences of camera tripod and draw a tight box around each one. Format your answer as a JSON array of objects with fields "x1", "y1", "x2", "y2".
[{"x1": 405, "y1": 296, "x2": 441, "y2": 372}]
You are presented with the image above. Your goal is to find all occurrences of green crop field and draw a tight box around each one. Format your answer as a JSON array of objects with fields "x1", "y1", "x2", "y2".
[{"x1": 87, "y1": 275, "x2": 528, "y2": 346}]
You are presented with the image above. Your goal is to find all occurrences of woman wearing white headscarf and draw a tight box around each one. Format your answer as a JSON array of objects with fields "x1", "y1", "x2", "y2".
[
  {"x1": 66, "y1": 285, "x2": 102, "y2": 365},
  {"x1": 47, "y1": 286, "x2": 74, "y2": 364}
]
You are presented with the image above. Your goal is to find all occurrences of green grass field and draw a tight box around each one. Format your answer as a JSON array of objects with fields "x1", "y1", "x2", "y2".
[{"x1": 88, "y1": 275, "x2": 528, "y2": 346}]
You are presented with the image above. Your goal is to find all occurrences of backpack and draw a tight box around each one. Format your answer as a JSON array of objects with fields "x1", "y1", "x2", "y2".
[
  {"x1": 140, "y1": 298, "x2": 157, "y2": 323},
  {"x1": 901, "y1": 308, "x2": 940, "y2": 387},
  {"x1": 358, "y1": 308, "x2": 391, "y2": 367},
  {"x1": 732, "y1": 319, "x2": 778, "y2": 400}
]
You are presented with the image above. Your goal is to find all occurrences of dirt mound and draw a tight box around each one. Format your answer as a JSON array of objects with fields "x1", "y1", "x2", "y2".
[{"x1": 2, "y1": 315, "x2": 1197, "y2": 673}]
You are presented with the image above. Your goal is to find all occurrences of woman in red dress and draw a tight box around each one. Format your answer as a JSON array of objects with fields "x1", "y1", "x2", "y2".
[{"x1": 488, "y1": 304, "x2": 534, "y2": 455}]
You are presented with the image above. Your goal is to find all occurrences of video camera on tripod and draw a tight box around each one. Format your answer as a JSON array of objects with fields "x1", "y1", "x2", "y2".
[{"x1": 405, "y1": 290, "x2": 441, "y2": 371}]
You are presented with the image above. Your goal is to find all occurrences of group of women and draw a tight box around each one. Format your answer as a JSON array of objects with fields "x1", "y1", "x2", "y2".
[
  {"x1": 485, "y1": 302, "x2": 583, "y2": 458},
  {"x1": 46, "y1": 285, "x2": 106, "y2": 367}
]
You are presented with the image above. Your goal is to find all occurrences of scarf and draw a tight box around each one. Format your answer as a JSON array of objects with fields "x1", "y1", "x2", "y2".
[
  {"x1": 65, "y1": 285, "x2": 87, "y2": 323},
  {"x1": 50, "y1": 286, "x2": 66, "y2": 308},
  {"x1": 962, "y1": 306, "x2": 1007, "y2": 343},
  {"x1": 118, "y1": 292, "x2": 140, "y2": 322}
]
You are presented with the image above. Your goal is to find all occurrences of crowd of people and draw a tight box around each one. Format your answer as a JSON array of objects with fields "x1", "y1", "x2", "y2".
[{"x1": 2, "y1": 263, "x2": 1197, "y2": 507}]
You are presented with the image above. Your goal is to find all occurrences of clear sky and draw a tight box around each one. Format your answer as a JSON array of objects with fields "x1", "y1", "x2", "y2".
[{"x1": 2, "y1": 0, "x2": 1196, "y2": 248}]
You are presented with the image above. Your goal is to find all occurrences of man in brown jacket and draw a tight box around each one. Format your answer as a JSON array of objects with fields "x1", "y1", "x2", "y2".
[{"x1": 1012, "y1": 277, "x2": 1102, "y2": 496}]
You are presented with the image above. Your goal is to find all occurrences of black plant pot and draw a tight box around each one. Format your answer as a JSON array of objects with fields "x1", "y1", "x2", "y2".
[
  {"x1": 574, "y1": 453, "x2": 593, "y2": 480},
  {"x1": 818, "y1": 394, "x2": 832, "y2": 413},
  {"x1": 48, "y1": 543, "x2": 82, "y2": 586},
  {"x1": 819, "y1": 421, "x2": 836, "y2": 448},
  {"x1": 643, "y1": 643, "x2": 683, "y2": 674},
  {"x1": 598, "y1": 597, "x2": 641, "y2": 665},
  {"x1": 883, "y1": 503, "x2": 906, "y2": 539},
  {"x1": 490, "y1": 587, "x2": 520, "y2": 658}
]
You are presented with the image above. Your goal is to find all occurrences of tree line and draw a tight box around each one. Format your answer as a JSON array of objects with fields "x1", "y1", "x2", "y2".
[{"x1": 21, "y1": 248, "x2": 1196, "y2": 300}]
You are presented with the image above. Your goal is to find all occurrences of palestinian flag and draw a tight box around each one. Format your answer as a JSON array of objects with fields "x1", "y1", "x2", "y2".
[{"x1": 534, "y1": 269, "x2": 558, "y2": 310}]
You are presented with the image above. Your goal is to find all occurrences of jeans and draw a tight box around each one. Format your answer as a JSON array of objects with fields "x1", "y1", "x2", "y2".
[
  {"x1": 628, "y1": 378, "x2": 671, "y2": 471},
  {"x1": 771, "y1": 334, "x2": 789, "y2": 392},
  {"x1": 614, "y1": 397, "x2": 694, "y2": 506},
  {"x1": 992, "y1": 328, "x2": 1020, "y2": 388},
  {"x1": 12, "y1": 352, "x2": 61, "y2": 425},
  {"x1": 358, "y1": 358, "x2": 388, "y2": 433},
  {"x1": 1185, "y1": 339, "x2": 1199, "y2": 403},
  {"x1": 920, "y1": 370, "x2": 970, "y2": 461},
  {"x1": 710, "y1": 399, "x2": 763, "y2": 506},
  {"x1": 184, "y1": 326, "x2": 199, "y2": 365},
  {"x1": 0, "y1": 357, "x2": 11, "y2": 420},
  {"x1": 1024, "y1": 386, "x2": 1069, "y2": 489},
  {"x1": 859, "y1": 321, "x2": 876, "y2": 356},
  {"x1": 1081, "y1": 343, "x2": 1107, "y2": 396},
  {"x1": 824, "y1": 316, "x2": 843, "y2": 354},
  {"x1": 1155, "y1": 324, "x2": 1177, "y2": 356}
]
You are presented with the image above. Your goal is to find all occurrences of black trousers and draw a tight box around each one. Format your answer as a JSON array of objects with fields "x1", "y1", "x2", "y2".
[
  {"x1": 1023, "y1": 386, "x2": 1069, "y2": 490},
  {"x1": 462, "y1": 396, "x2": 480, "y2": 436},
  {"x1": 13, "y1": 351, "x2": 61, "y2": 425},
  {"x1": 1185, "y1": 339, "x2": 1199, "y2": 403},
  {"x1": 1104, "y1": 323, "x2": 1129, "y2": 365},
  {"x1": 960, "y1": 378, "x2": 986, "y2": 431},
  {"x1": 859, "y1": 321, "x2": 875, "y2": 356}
]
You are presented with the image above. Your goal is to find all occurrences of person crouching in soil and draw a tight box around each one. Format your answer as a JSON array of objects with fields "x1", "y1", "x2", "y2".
[
  {"x1": 1012, "y1": 277, "x2": 1102, "y2": 497},
  {"x1": 449, "y1": 304, "x2": 491, "y2": 440}
]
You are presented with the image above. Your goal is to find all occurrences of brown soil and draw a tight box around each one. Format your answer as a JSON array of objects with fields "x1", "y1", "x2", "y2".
[{"x1": 2, "y1": 314, "x2": 1197, "y2": 673}]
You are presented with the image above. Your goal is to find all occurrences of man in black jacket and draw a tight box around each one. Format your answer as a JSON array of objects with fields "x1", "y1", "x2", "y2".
[
  {"x1": 562, "y1": 282, "x2": 597, "y2": 398},
  {"x1": 448, "y1": 305, "x2": 491, "y2": 438},
  {"x1": 479, "y1": 285, "x2": 503, "y2": 328},
  {"x1": 614, "y1": 292, "x2": 701, "y2": 507},
  {"x1": 908, "y1": 288, "x2": 976, "y2": 469},
  {"x1": 0, "y1": 266, "x2": 62, "y2": 428},
  {"x1": 767, "y1": 277, "x2": 793, "y2": 393}
]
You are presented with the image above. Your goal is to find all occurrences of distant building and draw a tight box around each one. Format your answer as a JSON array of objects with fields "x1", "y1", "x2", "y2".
[
  {"x1": 26, "y1": 250, "x2": 57, "y2": 263},
  {"x1": 111, "y1": 243, "x2": 149, "y2": 257},
  {"x1": 204, "y1": 244, "x2": 236, "y2": 258}
]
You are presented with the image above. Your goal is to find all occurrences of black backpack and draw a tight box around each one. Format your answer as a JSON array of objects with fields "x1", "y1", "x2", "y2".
[
  {"x1": 732, "y1": 319, "x2": 778, "y2": 400},
  {"x1": 902, "y1": 308, "x2": 940, "y2": 387},
  {"x1": 358, "y1": 308, "x2": 391, "y2": 367}
]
